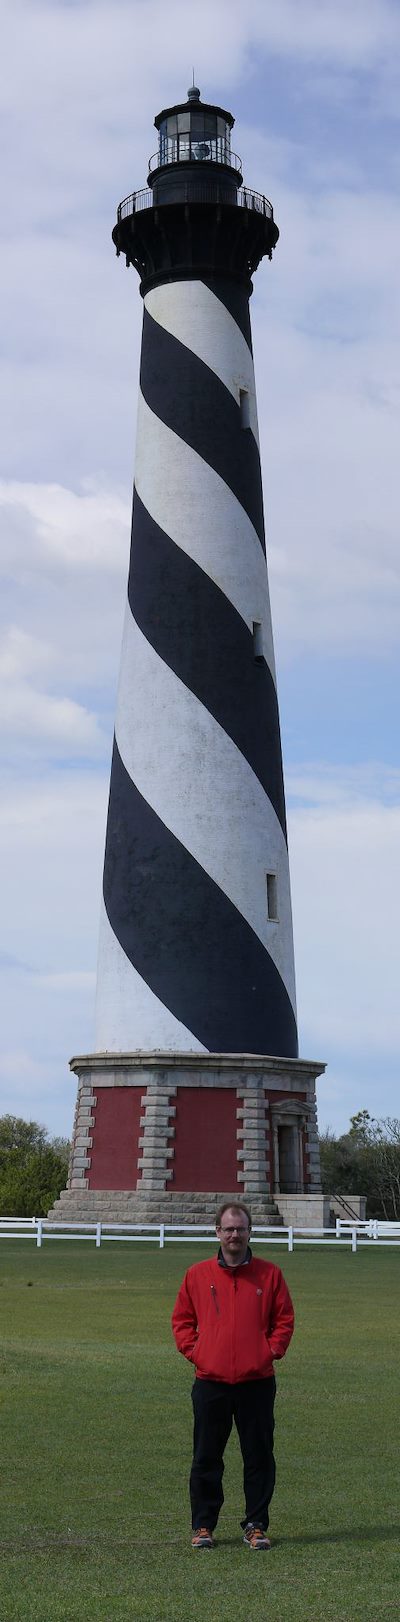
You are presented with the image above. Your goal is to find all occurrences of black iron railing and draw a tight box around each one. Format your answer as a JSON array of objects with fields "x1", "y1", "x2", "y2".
[
  {"x1": 240, "y1": 187, "x2": 273, "y2": 217},
  {"x1": 117, "y1": 184, "x2": 274, "y2": 223},
  {"x1": 118, "y1": 187, "x2": 153, "y2": 218},
  {"x1": 332, "y1": 1192, "x2": 363, "y2": 1222},
  {"x1": 148, "y1": 139, "x2": 242, "y2": 172}
]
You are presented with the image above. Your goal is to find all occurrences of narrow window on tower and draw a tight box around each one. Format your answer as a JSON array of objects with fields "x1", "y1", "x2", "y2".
[
  {"x1": 253, "y1": 620, "x2": 263, "y2": 662},
  {"x1": 239, "y1": 388, "x2": 251, "y2": 429},
  {"x1": 266, "y1": 872, "x2": 278, "y2": 920}
]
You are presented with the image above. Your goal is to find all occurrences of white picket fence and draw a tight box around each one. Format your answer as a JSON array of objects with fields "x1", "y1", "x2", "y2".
[
  {"x1": 336, "y1": 1217, "x2": 400, "y2": 1242},
  {"x1": 0, "y1": 1216, "x2": 399, "y2": 1251}
]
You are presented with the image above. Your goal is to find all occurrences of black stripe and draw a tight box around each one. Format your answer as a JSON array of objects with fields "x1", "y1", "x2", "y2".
[
  {"x1": 140, "y1": 310, "x2": 265, "y2": 549},
  {"x1": 128, "y1": 492, "x2": 287, "y2": 837},
  {"x1": 103, "y1": 741, "x2": 298, "y2": 1058},
  {"x1": 201, "y1": 276, "x2": 253, "y2": 351}
]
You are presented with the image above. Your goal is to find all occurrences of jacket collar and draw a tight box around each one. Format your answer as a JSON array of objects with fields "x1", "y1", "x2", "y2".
[{"x1": 217, "y1": 1245, "x2": 252, "y2": 1269}]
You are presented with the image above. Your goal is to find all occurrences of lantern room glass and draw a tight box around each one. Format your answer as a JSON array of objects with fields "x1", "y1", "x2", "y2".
[{"x1": 158, "y1": 111, "x2": 232, "y2": 168}]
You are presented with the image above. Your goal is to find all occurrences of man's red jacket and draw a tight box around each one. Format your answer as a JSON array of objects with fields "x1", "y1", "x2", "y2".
[{"x1": 171, "y1": 1253, "x2": 294, "y2": 1384}]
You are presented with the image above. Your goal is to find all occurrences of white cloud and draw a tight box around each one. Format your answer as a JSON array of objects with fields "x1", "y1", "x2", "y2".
[
  {"x1": 0, "y1": 626, "x2": 106, "y2": 762},
  {"x1": 0, "y1": 482, "x2": 130, "y2": 732},
  {"x1": 288, "y1": 773, "x2": 400, "y2": 1116},
  {"x1": 0, "y1": 626, "x2": 54, "y2": 681},
  {"x1": 0, "y1": 770, "x2": 108, "y2": 964},
  {"x1": 243, "y1": 166, "x2": 400, "y2": 673},
  {"x1": 287, "y1": 764, "x2": 400, "y2": 809},
  {"x1": 0, "y1": 775, "x2": 103, "y2": 1090},
  {"x1": 4, "y1": 2, "x2": 400, "y2": 112},
  {"x1": 0, "y1": 480, "x2": 130, "y2": 573},
  {"x1": 0, "y1": 683, "x2": 104, "y2": 754},
  {"x1": 0, "y1": 1048, "x2": 77, "y2": 1138},
  {"x1": 0, "y1": 771, "x2": 107, "y2": 1129},
  {"x1": 31, "y1": 971, "x2": 96, "y2": 992}
]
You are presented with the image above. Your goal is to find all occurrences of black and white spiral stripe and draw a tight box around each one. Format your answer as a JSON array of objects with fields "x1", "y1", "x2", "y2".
[{"x1": 96, "y1": 277, "x2": 298, "y2": 1056}]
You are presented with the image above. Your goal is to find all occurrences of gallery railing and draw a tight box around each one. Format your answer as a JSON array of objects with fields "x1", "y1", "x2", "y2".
[
  {"x1": 117, "y1": 184, "x2": 274, "y2": 222},
  {"x1": 148, "y1": 138, "x2": 242, "y2": 171}
]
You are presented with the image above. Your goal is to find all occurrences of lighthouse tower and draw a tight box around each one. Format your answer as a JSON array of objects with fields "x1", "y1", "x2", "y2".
[{"x1": 64, "y1": 88, "x2": 325, "y2": 1225}]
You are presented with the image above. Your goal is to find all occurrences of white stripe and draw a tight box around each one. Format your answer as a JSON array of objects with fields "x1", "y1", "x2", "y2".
[
  {"x1": 145, "y1": 280, "x2": 260, "y2": 445},
  {"x1": 114, "y1": 607, "x2": 297, "y2": 1017},
  {"x1": 135, "y1": 392, "x2": 276, "y2": 684},
  {"x1": 95, "y1": 899, "x2": 207, "y2": 1053}
]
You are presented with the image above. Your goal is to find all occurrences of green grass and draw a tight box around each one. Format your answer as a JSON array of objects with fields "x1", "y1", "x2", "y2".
[{"x1": 0, "y1": 1241, "x2": 399, "y2": 1622}]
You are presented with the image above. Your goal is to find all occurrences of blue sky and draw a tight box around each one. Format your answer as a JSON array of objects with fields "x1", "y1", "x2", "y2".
[{"x1": 1, "y1": 0, "x2": 399, "y2": 1139}]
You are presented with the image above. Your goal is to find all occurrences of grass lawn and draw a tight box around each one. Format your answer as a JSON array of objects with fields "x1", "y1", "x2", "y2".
[{"x1": 0, "y1": 1239, "x2": 399, "y2": 1622}]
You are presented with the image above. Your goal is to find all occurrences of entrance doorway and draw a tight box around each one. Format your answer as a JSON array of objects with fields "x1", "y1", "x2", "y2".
[{"x1": 277, "y1": 1123, "x2": 300, "y2": 1193}]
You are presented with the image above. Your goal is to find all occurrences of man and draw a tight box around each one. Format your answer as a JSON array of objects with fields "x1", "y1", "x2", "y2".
[{"x1": 171, "y1": 1201, "x2": 294, "y2": 1551}]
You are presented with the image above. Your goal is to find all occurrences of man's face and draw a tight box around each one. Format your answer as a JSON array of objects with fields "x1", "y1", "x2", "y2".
[{"x1": 216, "y1": 1208, "x2": 250, "y2": 1267}]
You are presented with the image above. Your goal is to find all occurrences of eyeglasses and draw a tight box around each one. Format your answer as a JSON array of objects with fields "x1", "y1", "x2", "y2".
[{"x1": 219, "y1": 1226, "x2": 249, "y2": 1235}]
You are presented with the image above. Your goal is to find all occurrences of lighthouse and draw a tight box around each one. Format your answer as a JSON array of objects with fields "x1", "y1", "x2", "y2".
[{"x1": 62, "y1": 88, "x2": 325, "y2": 1227}]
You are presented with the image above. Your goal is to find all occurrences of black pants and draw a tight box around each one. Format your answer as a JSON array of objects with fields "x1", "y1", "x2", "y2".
[{"x1": 190, "y1": 1376, "x2": 276, "y2": 1531}]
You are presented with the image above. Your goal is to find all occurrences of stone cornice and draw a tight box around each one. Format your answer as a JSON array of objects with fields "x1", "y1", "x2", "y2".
[{"x1": 70, "y1": 1051, "x2": 326, "y2": 1081}]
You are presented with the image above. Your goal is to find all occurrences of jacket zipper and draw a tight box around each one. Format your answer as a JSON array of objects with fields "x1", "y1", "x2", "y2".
[
  {"x1": 232, "y1": 1273, "x2": 237, "y2": 1381},
  {"x1": 210, "y1": 1284, "x2": 219, "y2": 1314}
]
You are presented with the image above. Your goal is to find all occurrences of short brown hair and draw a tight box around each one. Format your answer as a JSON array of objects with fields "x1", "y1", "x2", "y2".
[{"x1": 215, "y1": 1201, "x2": 252, "y2": 1231}]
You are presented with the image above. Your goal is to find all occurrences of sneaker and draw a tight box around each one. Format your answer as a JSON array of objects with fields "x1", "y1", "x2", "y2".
[
  {"x1": 243, "y1": 1523, "x2": 271, "y2": 1551},
  {"x1": 192, "y1": 1527, "x2": 214, "y2": 1550}
]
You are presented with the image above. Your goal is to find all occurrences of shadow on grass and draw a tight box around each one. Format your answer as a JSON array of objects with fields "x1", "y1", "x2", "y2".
[
  {"x1": 274, "y1": 1524, "x2": 400, "y2": 1549},
  {"x1": 219, "y1": 1524, "x2": 400, "y2": 1550}
]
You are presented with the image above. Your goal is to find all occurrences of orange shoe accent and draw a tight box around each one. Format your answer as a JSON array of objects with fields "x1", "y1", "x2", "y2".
[
  {"x1": 192, "y1": 1527, "x2": 214, "y2": 1550},
  {"x1": 243, "y1": 1524, "x2": 271, "y2": 1550}
]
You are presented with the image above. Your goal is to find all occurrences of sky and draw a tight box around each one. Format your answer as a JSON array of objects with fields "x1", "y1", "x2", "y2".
[{"x1": 1, "y1": 0, "x2": 399, "y2": 1141}]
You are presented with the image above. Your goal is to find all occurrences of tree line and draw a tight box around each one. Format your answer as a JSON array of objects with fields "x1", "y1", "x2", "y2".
[
  {"x1": 319, "y1": 1111, "x2": 400, "y2": 1221},
  {"x1": 0, "y1": 1116, "x2": 70, "y2": 1217},
  {"x1": 0, "y1": 1109, "x2": 399, "y2": 1220}
]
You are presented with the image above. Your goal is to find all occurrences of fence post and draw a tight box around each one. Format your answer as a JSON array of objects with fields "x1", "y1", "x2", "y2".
[
  {"x1": 96, "y1": 1222, "x2": 101, "y2": 1248},
  {"x1": 159, "y1": 1223, "x2": 165, "y2": 1250},
  {"x1": 336, "y1": 1218, "x2": 341, "y2": 1238},
  {"x1": 36, "y1": 1218, "x2": 43, "y2": 1249},
  {"x1": 288, "y1": 1226, "x2": 293, "y2": 1253},
  {"x1": 351, "y1": 1227, "x2": 357, "y2": 1253}
]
